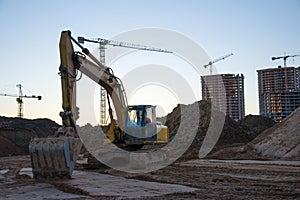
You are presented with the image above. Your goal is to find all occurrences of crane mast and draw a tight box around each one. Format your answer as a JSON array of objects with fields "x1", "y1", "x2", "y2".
[
  {"x1": 204, "y1": 53, "x2": 233, "y2": 75},
  {"x1": 16, "y1": 84, "x2": 23, "y2": 117},
  {"x1": 78, "y1": 36, "x2": 172, "y2": 125}
]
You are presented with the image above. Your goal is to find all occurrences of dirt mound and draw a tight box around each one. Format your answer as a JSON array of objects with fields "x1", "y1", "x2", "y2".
[
  {"x1": 164, "y1": 100, "x2": 274, "y2": 161},
  {"x1": 0, "y1": 116, "x2": 60, "y2": 156},
  {"x1": 0, "y1": 116, "x2": 59, "y2": 134},
  {"x1": 239, "y1": 115, "x2": 275, "y2": 140},
  {"x1": 208, "y1": 107, "x2": 300, "y2": 160},
  {"x1": 205, "y1": 145, "x2": 269, "y2": 160},
  {"x1": 249, "y1": 107, "x2": 300, "y2": 160},
  {"x1": 0, "y1": 136, "x2": 26, "y2": 156}
]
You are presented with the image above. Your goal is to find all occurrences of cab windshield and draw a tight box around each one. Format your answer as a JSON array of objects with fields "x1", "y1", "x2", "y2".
[{"x1": 127, "y1": 106, "x2": 155, "y2": 127}]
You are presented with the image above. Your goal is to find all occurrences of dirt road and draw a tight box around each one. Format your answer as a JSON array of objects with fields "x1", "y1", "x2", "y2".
[
  {"x1": 127, "y1": 159, "x2": 300, "y2": 199},
  {"x1": 1, "y1": 156, "x2": 299, "y2": 199}
]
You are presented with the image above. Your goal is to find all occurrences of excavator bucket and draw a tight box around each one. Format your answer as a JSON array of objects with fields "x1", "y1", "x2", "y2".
[{"x1": 29, "y1": 136, "x2": 82, "y2": 179}]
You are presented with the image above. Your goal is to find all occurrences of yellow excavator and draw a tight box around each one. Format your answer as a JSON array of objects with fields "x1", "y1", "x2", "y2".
[{"x1": 29, "y1": 30, "x2": 168, "y2": 179}]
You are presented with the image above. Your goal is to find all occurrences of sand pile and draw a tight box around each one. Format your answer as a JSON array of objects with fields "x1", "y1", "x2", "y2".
[
  {"x1": 249, "y1": 107, "x2": 300, "y2": 160},
  {"x1": 164, "y1": 100, "x2": 274, "y2": 161},
  {"x1": 207, "y1": 107, "x2": 300, "y2": 160}
]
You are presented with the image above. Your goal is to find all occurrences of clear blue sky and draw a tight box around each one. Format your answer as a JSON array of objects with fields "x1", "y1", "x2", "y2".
[{"x1": 0, "y1": 0, "x2": 299, "y2": 123}]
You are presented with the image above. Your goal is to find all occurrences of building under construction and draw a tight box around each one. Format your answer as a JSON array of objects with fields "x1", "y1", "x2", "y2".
[
  {"x1": 257, "y1": 66, "x2": 300, "y2": 122},
  {"x1": 201, "y1": 74, "x2": 245, "y2": 121}
]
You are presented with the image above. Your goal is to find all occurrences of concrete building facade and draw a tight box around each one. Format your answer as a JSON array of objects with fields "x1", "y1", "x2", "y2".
[
  {"x1": 201, "y1": 74, "x2": 245, "y2": 121},
  {"x1": 257, "y1": 66, "x2": 300, "y2": 122}
]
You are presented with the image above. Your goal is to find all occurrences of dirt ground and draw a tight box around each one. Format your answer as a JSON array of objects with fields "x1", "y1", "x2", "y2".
[
  {"x1": 0, "y1": 156, "x2": 299, "y2": 199},
  {"x1": 0, "y1": 102, "x2": 299, "y2": 199},
  {"x1": 129, "y1": 160, "x2": 300, "y2": 199}
]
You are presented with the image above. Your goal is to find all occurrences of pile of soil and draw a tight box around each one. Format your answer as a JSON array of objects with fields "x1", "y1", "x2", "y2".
[
  {"x1": 2, "y1": 99, "x2": 292, "y2": 161},
  {"x1": 0, "y1": 116, "x2": 60, "y2": 156},
  {"x1": 238, "y1": 115, "x2": 275, "y2": 140},
  {"x1": 207, "y1": 107, "x2": 300, "y2": 160},
  {"x1": 249, "y1": 106, "x2": 300, "y2": 160},
  {"x1": 0, "y1": 136, "x2": 26, "y2": 156},
  {"x1": 0, "y1": 116, "x2": 59, "y2": 133},
  {"x1": 164, "y1": 100, "x2": 275, "y2": 161}
]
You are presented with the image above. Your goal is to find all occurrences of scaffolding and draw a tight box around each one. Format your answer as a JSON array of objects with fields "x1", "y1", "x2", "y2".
[
  {"x1": 201, "y1": 74, "x2": 245, "y2": 121},
  {"x1": 257, "y1": 66, "x2": 300, "y2": 122}
]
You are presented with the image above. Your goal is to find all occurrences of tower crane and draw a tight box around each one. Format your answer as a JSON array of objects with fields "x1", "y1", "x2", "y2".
[
  {"x1": 78, "y1": 36, "x2": 172, "y2": 125},
  {"x1": 0, "y1": 84, "x2": 42, "y2": 118},
  {"x1": 204, "y1": 53, "x2": 234, "y2": 75},
  {"x1": 271, "y1": 54, "x2": 300, "y2": 67}
]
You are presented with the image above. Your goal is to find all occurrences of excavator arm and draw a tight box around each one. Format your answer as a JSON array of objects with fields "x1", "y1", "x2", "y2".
[
  {"x1": 57, "y1": 30, "x2": 77, "y2": 135},
  {"x1": 59, "y1": 30, "x2": 128, "y2": 135}
]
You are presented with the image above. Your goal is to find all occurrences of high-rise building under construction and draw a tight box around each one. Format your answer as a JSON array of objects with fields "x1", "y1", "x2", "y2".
[
  {"x1": 257, "y1": 66, "x2": 300, "y2": 122},
  {"x1": 201, "y1": 74, "x2": 245, "y2": 121}
]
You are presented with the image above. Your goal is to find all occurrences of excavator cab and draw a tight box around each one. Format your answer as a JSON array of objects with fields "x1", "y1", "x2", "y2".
[{"x1": 125, "y1": 105, "x2": 157, "y2": 144}]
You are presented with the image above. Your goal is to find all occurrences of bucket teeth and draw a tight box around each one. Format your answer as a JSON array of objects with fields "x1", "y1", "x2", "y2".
[{"x1": 29, "y1": 136, "x2": 82, "y2": 179}]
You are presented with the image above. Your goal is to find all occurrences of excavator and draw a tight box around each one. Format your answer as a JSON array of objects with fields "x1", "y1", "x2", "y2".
[{"x1": 29, "y1": 30, "x2": 168, "y2": 179}]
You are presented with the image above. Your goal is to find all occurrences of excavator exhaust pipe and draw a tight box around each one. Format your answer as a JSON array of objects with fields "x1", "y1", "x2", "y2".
[{"x1": 29, "y1": 136, "x2": 82, "y2": 179}]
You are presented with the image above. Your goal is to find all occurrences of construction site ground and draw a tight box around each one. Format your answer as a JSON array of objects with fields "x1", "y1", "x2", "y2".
[
  {"x1": 1, "y1": 102, "x2": 300, "y2": 199},
  {"x1": 1, "y1": 155, "x2": 299, "y2": 199}
]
